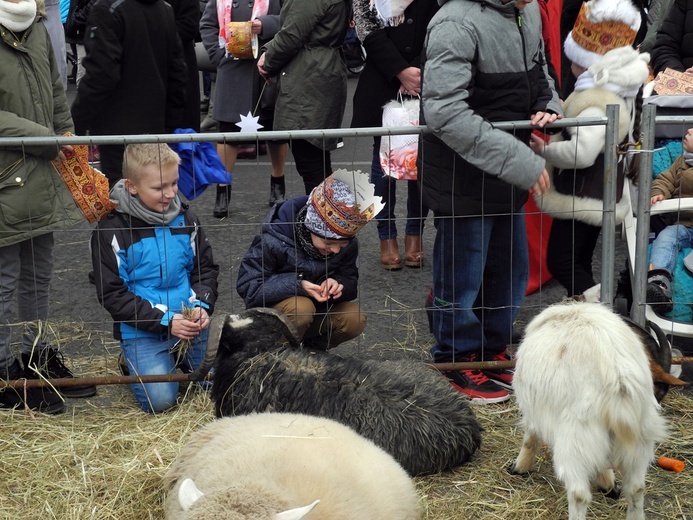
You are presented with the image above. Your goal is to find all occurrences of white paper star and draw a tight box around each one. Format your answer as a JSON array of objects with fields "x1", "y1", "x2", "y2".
[{"x1": 235, "y1": 112, "x2": 264, "y2": 133}]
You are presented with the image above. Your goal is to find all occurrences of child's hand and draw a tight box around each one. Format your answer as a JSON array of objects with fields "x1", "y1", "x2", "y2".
[
  {"x1": 170, "y1": 313, "x2": 202, "y2": 340},
  {"x1": 651, "y1": 194, "x2": 665, "y2": 205},
  {"x1": 529, "y1": 133, "x2": 546, "y2": 155},
  {"x1": 189, "y1": 307, "x2": 211, "y2": 331},
  {"x1": 530, "y1": 111, "x2": 560, "y2": 129},
  {"x1": 320, "y1": 278, "x2": 343, "y2": 300},
  {"x1": 529, "y1": 169, "x2": 550, "y2": 195},
  {"x1": 301, "y1": 280, "x2": 329, "y2": 302}
]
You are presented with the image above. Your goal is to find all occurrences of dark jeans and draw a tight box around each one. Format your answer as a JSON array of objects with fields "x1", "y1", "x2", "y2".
[
  {"x1": 290, "y1": 139, "x2": 332, "y2": 194},
  {"x1": 370, "y1": 139, "x2": 428, "y2": 240},
  {"x1": 429, "y1": 211, "x2": 528, "y2": 362},
  {"x1": 547, "y1": 218, "x2": 602, "y2": 297}
]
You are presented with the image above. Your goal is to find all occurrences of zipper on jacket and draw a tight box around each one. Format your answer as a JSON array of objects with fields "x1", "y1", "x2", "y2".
[{"x1": 515, "y1": 9, "x2": 531, "y2": 112}]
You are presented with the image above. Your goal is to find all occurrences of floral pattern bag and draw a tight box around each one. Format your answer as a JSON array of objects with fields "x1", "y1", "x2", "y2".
[{"x1": 378, "y1": 95, "x2": 420, "y2": 181}]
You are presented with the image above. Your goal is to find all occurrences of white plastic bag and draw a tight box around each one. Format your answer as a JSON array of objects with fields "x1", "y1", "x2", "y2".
[{"x1": 379, "y1": 95, "x2": 420, "y2": 180}]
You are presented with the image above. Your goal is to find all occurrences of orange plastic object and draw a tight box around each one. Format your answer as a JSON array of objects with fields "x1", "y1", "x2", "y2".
[{"x1": 658, "y1": 456, "x2": 685, "y2": 472}]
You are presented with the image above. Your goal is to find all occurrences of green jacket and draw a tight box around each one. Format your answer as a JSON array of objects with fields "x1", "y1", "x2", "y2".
[
  {"x1": 0, "y1": 17, "x2": 84, "y2": 248},
  {"x1": 262, "y1": 0, "x2": 349, "y2": 151}
]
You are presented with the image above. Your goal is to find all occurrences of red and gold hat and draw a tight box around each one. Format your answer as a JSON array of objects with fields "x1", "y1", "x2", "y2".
[{"x1": 564, "y1": 0, "x2": 641, "y2": 69}]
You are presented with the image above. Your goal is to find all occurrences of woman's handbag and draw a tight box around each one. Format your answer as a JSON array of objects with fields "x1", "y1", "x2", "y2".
[{"x1": 378, "y1": 95, "x2": 420, "y2": 181}]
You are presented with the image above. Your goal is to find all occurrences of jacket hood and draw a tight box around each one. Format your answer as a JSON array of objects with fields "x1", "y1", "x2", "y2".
[{"x1": 438, "y1": 0, "x2": 516, "y2": 10}]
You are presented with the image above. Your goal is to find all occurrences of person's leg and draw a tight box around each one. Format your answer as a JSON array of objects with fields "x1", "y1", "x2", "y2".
[
  {"x1": 649, "y1": 224, "x2": 688, "y2": 273},
  {"x1": 272, "y1": 296, "x2": 317, "y2": 342},
  {"x1": 547, "y1": 218, "x2": 599, "y2": 297},
  {"x1": 403, "y1": 178, "x2": 428, "y2": 267},
  {"x1": 290, "y1": 139, "x2": 331, "y2": 195},
  {"x1": 17, "y1": 233, "x2": 54, "y2": 355},
  {"x1": 430, "y1": 214, "x2": 490, "y2": 362},
  {"x1": 371, "y1": 139, "x2": 401, "y2": 269},
  {"x1": 481, "y1": 211, "x2": 529, "y2": 353},
  {"x1": 98, "y1": 144, "x2": 126, "y2": 188},
  {"x1": 214, "y1": 140, "x2": 237, "y2": 218},
  {"x1": 120, "y1": 336, "x2": 179, "y2": 413},
  {"x1": 306, "y1": 302, "x2": 366, "y2": 349},
  {"x1": 0, "y1": 242, "x2": 21, "y2": 369},
  {"x1": 268, "y1": 141, "x2": 288, "y2": 206}
]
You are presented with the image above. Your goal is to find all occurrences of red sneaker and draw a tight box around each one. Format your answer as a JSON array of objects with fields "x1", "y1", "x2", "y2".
[
  {"x1": 443, "y1": 369, "x2": 509, "y2": 404},
  {"x1": 481, "y1": 350, "x2": 514, "y2": 389}
]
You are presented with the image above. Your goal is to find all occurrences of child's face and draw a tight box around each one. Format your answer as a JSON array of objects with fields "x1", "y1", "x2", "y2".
[
  {"x1": 310, "y1": 234, "x2": 350, "y2": 256},
  {"x1": 125, "y1": 163, "x2": 179, "y2": 213},
  {"x1": 684, "y1": 128, "x2": 693, "y2": 153}
]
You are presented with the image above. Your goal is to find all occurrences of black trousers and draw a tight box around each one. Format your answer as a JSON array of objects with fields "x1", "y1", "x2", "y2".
[
  {"x1": 290, "y1": 139, "x2": 332, "y2": 195},
  {"x1": 547, "y1": 218, "x2": 602, "y2": 297}
]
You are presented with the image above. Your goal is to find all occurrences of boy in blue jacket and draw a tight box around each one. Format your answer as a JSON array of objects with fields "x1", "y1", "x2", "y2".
[
  {"x1": 237, "y1": 173, "x2": 377, "y2": 350},
  {"x1": 91, "y1": 143, "x2": 219, "y2": 413}
]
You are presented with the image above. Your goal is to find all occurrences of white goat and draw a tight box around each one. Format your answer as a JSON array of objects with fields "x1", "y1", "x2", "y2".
[
  {"x1": 510, "y1": 302, "x2": 669, "y2": 520},
  {"x1": 163, "y1": 412, "x2": 422, "y2": 520}
]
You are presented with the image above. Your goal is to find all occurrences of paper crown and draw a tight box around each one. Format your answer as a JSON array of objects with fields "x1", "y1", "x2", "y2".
[
  {"x1": 305, "y1": 169, "x2": 385, "y2": 239},
  {"x1": 564, "y1": 0, "x2": 640, "y2": 69}
]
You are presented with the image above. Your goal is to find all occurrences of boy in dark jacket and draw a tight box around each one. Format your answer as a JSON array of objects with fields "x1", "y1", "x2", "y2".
[
  {"x1": 91, "y1": 144, "x2": 219, "y2": 413},
  {"x1": 237, "y1": 171, "x2": 382, "y2": 350}
]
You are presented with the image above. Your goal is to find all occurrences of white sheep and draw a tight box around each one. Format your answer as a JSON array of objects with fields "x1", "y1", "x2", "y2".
[
  {"x1": 510, "y1": 301, "x2": 675, "y2": 520},
  {"x1": 163, "y1": 412, "x2": 422, "y2": 520}
]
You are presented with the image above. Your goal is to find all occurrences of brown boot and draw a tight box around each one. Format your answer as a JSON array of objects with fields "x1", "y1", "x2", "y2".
[
  {"x1": 404, "y1": 235, "x2": 424, "y2": 268},
  {"x1": 380, "y1": 238, "x2": 402, "y2": 270}
]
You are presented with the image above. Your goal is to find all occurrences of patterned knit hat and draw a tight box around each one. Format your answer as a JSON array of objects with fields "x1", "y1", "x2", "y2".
[
  {"x1": 304, "y1": 175, "x2": 371, "y2": 239},
  {"x1": 564, "y1": 0, "x2": 641, "y2": 69}
]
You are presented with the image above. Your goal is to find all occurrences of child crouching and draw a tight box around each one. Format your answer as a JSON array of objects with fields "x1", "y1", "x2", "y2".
[{"x1": 91, "y1": 143, "x2": 219, "y2": 413}]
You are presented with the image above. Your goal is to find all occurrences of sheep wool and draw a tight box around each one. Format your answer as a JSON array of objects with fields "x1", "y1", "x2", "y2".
[
  {"x1": 209, "y1": 309, "x2": 483, "y2": 477},
  {"x1": 163, "y1": 412, "x2": 422, "y2": 520}
]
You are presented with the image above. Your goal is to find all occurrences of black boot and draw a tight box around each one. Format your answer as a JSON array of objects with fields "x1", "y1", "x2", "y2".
[
  {"x1": 213, "y1": 184, "x2": 231, "y2": 218},
  {"x1": 0, "y1": 359, "x2": 65, "y2": 414},
  {"x1": 22, "y1": 348, "x2": 97, "y2": 398},
  {"x1": 269, "y1": 176, "x2": 286, "y2": 206},
  {"x1": 646, "y1": 268, "x2": 673, "y2": 314}
]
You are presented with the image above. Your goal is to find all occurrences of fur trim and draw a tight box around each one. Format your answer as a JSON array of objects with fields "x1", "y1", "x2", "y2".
[{"x1": 534, "y1": 179, "x2": 630, "y2": 226}]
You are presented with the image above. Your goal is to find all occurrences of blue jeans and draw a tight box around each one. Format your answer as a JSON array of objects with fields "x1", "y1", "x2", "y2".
[
  {"x1": 121, "y1": 330, "x2": 208, "y2": 413},
  {"x1": 650, "y1": 224, "x2": 693, "y2": 273},
  {"x1": 370, "y1": 140, "x2": 428, "y2": 240},
  {"x1": 430, "y1": 211, "x2": 528, "y2": 362}
]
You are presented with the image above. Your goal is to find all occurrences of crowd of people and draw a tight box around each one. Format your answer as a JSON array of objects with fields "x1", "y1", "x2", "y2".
[{"x1": 1, "y1": 0, "x2": 686, "y2": 413}]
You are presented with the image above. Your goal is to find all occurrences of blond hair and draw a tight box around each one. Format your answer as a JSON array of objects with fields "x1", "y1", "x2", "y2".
[{"x1": 122, "y1": 143, "x2": 180, "y2": 181}]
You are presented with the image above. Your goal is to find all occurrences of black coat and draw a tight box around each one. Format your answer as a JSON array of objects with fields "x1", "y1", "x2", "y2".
[
  {"x1": 350, "y1": 0, "x2": 439, "y2": 128},
  {"x1": 169, "y1": 0, "x2": 201, "y2": 132},
  {"x1": 71, "y1": 0, "x2": 188, "y2": 136},
  {"x1": 651, "y1": 0, "x2": 693, "y2": 74}
]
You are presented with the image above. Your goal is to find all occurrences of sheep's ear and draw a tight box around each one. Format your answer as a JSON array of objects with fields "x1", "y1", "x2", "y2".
[
  {"x1": 178, "y1": 478, "x2": 205, "y2": 512},
  {"x1": 274, "y1": 499, "x2": 320, "y2": 520}
]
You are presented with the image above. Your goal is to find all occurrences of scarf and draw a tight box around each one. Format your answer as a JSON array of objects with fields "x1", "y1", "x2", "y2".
[
  {"x1": 294, "y1": 206, "x2": 337, "y2": 260},
  {"x1": 370, "y1": 0, "x2": 414, "y2": 27},
  {"x1": 217, "y1": 0, "x2": 268, "y2": 52},
  {"x1": 110, "y1": 179, "x2": 182, "y2": 226},
  {"x1": 0, "y1": 0, "x2": 37, "y2": 32},
  {"x1": 573, "y1": 70, "x2": 641, "y2": 99},
  {"x1": 685, "y1": 151, "x2": 693, "y2": 167}
]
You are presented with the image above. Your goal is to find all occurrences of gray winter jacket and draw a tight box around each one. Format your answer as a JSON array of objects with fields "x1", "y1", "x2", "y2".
[
  {"x1": 0, "y1": 17, "x2": 84, "y2": 248},
  {"x1": 419, "y1": 0, "x2": 562, "y2": 217}
]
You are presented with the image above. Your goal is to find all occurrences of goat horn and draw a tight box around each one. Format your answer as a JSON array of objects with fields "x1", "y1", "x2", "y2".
[
  {"x1": 245, "y1": 307, "x2": 301, "y2": 347},
  {"x1": 187, "y1": 313, "x2": 228, "y2": 381}
]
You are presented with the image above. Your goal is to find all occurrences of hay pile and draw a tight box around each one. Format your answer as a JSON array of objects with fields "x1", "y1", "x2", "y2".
[{"x1": 1, "y1": 355, "x2": 692, "y2": 519}]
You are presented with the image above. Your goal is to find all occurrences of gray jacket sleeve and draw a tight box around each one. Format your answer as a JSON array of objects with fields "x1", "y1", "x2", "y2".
[{"x1": 422, "y1": 20, "x2": 547, "y2": 191}]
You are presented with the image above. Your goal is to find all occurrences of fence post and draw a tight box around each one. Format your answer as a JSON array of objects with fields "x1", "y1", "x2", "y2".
[
  {"x1": 631, "y1": 103, "x2": 657, "y2": 326},
  {"x1": 601, "y1": 104, "x2": 620, "y2": 306}
]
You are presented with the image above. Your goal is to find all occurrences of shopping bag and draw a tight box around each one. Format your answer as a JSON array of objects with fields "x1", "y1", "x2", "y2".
[
  {"x1": 52, "y1": 134, "x2": 117, "y2": 223},
  {"x1": 170, "y1": 128, "x2": 232, "y2": 201},
  {"x1": 379, "y1": 95, "x2": 420, "y2": 181}
]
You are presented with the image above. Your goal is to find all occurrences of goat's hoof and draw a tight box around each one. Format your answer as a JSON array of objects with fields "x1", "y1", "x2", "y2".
[
  {"x1": 507, "y1": 463, "x2": 526, "y2": 475},
  {"x1": 599, "y1": 485, "x2": 621, "y2": 500}
]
